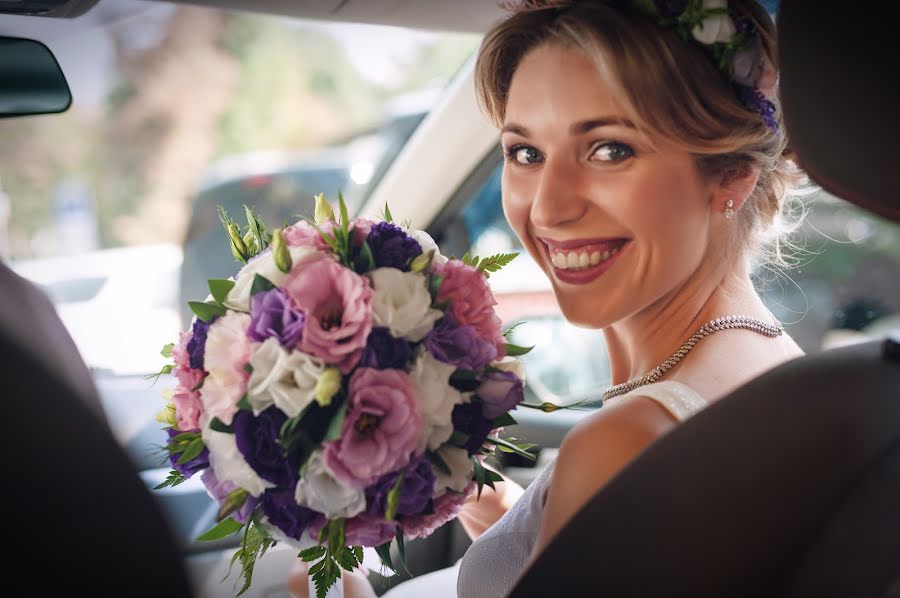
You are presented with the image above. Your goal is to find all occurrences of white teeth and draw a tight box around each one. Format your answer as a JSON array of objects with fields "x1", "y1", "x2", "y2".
[
  {"x1": 578, "y1": 252, "x2": 589, "y2": 267},
  {"x1": 602, "y1": 250, "x2": 610, "y2": 260},
  {"x1": 551, "y1": 243, "x2": 625, "y2": 270},
  {"x1": 552, "y1": 253, "x2": 565, "y2": 268},
  {"x1": 611, "y1": 247, "x2": 619, "y2": 255},
  {"x1": 590, "y1": 251, "x2": 601, "y2": 266},
  {"x1": 566, "y1": 252, "x2": 579, "y2": 269}
]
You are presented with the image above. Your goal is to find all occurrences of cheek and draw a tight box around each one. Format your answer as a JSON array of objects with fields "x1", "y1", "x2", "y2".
[{"x1": 501, "y1": 175, "x2": 537, "y2": 253}]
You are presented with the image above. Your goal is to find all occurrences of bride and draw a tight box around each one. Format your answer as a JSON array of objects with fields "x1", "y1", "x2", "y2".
[{"x1": 289, "y1": 0, "x2": 805, "y2": 595}]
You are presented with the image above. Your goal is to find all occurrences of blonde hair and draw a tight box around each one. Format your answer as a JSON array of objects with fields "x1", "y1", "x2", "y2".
[{"x1": 475, "y1": 0, "x2": 809, "y2": 269}]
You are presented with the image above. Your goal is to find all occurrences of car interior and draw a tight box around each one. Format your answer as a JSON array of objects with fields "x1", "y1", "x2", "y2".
[{"x1": 0, "y1": 0, "x2": 897, "y2": 597}]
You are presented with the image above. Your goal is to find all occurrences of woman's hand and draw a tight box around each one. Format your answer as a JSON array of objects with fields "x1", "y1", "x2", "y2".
[
  {"x1": 457, "y1": 469, "x2": 525, "y2": 541},
  {"x1": 287, "y1": 558, "x2": 377, "y2": 598}
]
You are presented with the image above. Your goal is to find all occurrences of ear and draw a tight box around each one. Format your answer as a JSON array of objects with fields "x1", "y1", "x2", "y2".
[{"x1": 711, "y1": 166, "x2": 761, "y2": 215}]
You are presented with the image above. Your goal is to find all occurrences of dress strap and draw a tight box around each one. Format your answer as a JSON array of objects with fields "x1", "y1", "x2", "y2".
[{"x1": 603, "y1": 380, "x2": 707, "y2": 422}]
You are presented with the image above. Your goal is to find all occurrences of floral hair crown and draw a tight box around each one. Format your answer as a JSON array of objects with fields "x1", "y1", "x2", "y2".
[{"x1": 498, "y1": 0, "x2": 779, "y2": 131}]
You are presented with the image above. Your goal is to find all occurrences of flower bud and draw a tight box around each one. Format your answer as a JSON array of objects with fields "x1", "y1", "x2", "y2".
[
  {"x1": 215, "y1": 488, "x2": 249, "y2": 522},
  {"x1": 227, "y1": 223, "x2": 249, "y2": 263},
  {"x1": 409, "y1": 249, "x2": 435, "y2": 274},
  {"x1": 156, "y1": 401, "x2": 178, "y2": 426},
  {"x1": 271, "y1": 228, "x2": 292, "y2": 273},
  {"x1": 314, "y1": 367, "x2": 342, "y2": 407},
  {"x1": 314, "y1": 193, "x2": 335, "y2": 225},
  {"x1": 242, "y1": 230, "x2": 260, "y2": 257}
]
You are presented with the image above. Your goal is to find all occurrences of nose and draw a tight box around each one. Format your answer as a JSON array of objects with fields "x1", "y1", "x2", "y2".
[{"x1": 529, "y1": 156, "x2": 588, "y2": 230}]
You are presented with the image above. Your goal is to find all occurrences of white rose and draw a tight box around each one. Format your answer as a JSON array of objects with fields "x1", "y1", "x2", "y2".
[
  {"x1": 201, "y1": 415, "x2": 273, "y2": 497},
  {"x1": 692, "y1": 0, "x2": 736, "y2": 45},
  {"x1": 224, "y1": 246, "x2": 318, "y2": 312},
  {"x1": 409, "y1": 229, "x2": 448, "y2": 265},
  {"x1": 246, "y1": 338, "x2": 325, "y2": 418},
  {"x1": 294, "y1": 452, "x2": 366, "y2": 519},
  {"x1": 433, "y1": 445, "x2": 474, "y2": 497},
  {"x1": 492, "y1": 356, "x2": 526, "y2": 381},
  {"x1": 410, "y1": 350, "x2": 465, "y2": 452},
  {"x1": 368, "y1": 268, "x2": 443, "y2": 342}
]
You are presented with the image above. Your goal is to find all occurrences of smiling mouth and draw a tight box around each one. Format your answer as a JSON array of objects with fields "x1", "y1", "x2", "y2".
[{"x1": 540, "y1": 238, "x2": 630, "y2": 271}]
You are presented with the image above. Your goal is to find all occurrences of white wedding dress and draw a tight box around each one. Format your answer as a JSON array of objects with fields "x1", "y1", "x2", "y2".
[{"x1": 383, "y1": 380, "x2": 709, "y2": 598}]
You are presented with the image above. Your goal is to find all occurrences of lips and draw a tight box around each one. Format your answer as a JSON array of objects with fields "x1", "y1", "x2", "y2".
[{"x1": 538, "y1": 237, "x2": 631, "y2": 285}]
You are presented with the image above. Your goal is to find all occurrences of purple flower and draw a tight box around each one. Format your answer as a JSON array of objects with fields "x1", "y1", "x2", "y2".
[
  {"x1": 248, "y1": 288, "x2": 305, "y2": 348},
  {"x1": 737, "y1": 84, "x2": 778, "y2": 131},
  {"x1": 167, "y1": 428, "x2": 209, "y2": 478},
  {"x1": 365, "y1": 455, "x2": 436, "y2": 518},
  {"x1": 359, "y1": 327, "x2": 413, "y2": 370},
  {"x1": 345, "y1": 515, "x2": 398, "y2": 547},
  {"x1": 233, "y1": 408, "x2": 298, "y2": 488},
  {"x1": 452, "y1": 402, "x2": 494, "y2": 455},
  {"x1": 200, "y1": 467, "x2": 259, "y2": 524},
  {"x1": 187, "y1": 317, "x2": 215, "y2": 370},
  {"x1": 424, "y1": 314, "x2": 498, "y2": 371},
  {"x1": 260, "y1": 489, "x2": 322, "y2": 541},
  {"x1": 476, "y1": 370, "x2": 524, "y2": 419},
  {"x1": 365, "y1": 222, "x2": 422, "y2": 271}
]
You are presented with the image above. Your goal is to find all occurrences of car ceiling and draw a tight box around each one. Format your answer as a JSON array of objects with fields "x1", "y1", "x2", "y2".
[{"x1": 0, "y1": 0, "x2": 506, "y2": 38}]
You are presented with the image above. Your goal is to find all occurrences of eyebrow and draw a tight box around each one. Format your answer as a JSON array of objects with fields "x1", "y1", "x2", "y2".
[{"x1": 501, "y1": 117, "x2": 637, "y2": 137}]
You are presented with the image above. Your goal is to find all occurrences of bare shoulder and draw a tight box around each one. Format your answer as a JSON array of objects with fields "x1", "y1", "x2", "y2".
[{"x1": 531, "y1": 395, "x2": 679, "y2": 556}]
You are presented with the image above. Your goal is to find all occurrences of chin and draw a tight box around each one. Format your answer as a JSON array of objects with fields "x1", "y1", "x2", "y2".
[{"x1": 553, "y1": 291, "x2": 612, "y2": 329}]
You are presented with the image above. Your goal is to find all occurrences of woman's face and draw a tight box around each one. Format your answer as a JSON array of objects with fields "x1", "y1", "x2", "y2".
[{"x1": 501, "y1": 43, "x2": 719, "y2": 328}]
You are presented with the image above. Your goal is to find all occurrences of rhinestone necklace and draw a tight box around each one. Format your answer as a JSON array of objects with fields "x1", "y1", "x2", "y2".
[{"x1": 602, "y1": 315, "x2": 784, "y2": 401}]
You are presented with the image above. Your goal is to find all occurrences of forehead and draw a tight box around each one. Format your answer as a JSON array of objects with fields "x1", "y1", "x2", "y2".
[{"x1": 504, "y1": 43, "x2": 628, "y2": 130}]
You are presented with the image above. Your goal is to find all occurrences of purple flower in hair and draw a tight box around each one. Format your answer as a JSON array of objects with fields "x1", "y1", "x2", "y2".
[
  {"x1": 359, "y1": 327, "x2": 413, "y2": 370},
  {"x1": 167, "y1": 428, "x2": 209, "y2": 478},
  {"x1": 260, "y1": 489, "x2": 322, "y2": 541},
  {"x1": 233, "y1": 408, "x2": 299, "y2": 488},
  {"x1": 187, "y1": 317, "x2": 215, "y2": 370},
  {"x1": 424, "y1": 313, "x2": 498, "y2": 371},
  {"x1": 248, "y1": 287, "x2": 305, "y2": 348},
  {"x1": 737, "y1": 85, "x2": 778, "y2": 131},
  {"x1": 365, "y1": 222, "x2": 422, "y2": 271}
]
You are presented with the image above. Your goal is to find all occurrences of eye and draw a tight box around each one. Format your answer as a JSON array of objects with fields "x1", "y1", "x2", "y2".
[
  {"x1": 505, "y1": 144, "x2": 544, "y2": 165},
  {"x1": 590, "y1": 141, "x2": 635, "y2": 163}
]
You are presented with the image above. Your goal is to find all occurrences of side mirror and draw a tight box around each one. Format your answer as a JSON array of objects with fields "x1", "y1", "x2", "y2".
[{"x1": 0, "y1": 36, "x2": 71, "y2": 118}]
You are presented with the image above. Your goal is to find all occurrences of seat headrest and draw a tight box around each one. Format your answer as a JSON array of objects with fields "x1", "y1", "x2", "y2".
[{"x1": 778, "y1": 0, "x2": 899, "y2": 222}]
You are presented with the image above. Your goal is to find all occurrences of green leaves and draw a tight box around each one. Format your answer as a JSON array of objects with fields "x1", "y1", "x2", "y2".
[
  {"x1": 208, "y1": 279, "x2": 235, "y2": 306},
  {"x1": 176, "y1": 436, "x2": 206, "y2": 465},
  {"x1": 144, "y1": 363, "x2": 175, "y2": 384},
  {"x1": 459, "y1": 251, "x2": 519, "y2": 278},
  {"x1": 250, "y1": 274, "x2": 275, "y2": 296},
  {"x1": 196, "y1": 517, "x2": 244, "y2": 542},
  {"x1": 160, "y1": 343, "x2": 175, "y2": 358},
  {"x1": 502, "y1": 322, "x2": 524, "y2": 342},
  {"x1": 472, "y1": 457, "x2": 504, "y2": 500},
  {"x1": 374, "y1": 542, "x2": 396, "y2": 574},
  {"x1": 323, "y1": 401, "x2": 348, "y2": 442},
  {"x1": 299, "y1": 546, "x2": 326, "y2": 562},
  {"x1": 154, "y1": 470, "x2": 186, "y2": 490},
  {"x1": 244, "y1": 205, "x2": 272, "y2": 254},
  {"x1": 216, "y1": 488, "x2": 250, "y2": 523},
  {"x1": 485, "y1": 435, "x2": 537, "y2": 462},
  {"x1": 504, "y1": 342, "x2": 534, "y2": 357},
  {"x1": 381, "y1": 202, "x2": 393, "y2": 224},
  {"x1": 210, "y1": 417, "x2": 235, "y2": 434},
  {"x1": 491, "y1": 412, "x2": 518, "y2": 428},
  {"x1": 232, "y1": 520, "x2": 276, "y2": 597},
  {"x1": 304, "y1": 520, "x2": 364, "y2": 598},
  {"x1": 189, "y1": 300, "x2": 226, "y2": 322}
]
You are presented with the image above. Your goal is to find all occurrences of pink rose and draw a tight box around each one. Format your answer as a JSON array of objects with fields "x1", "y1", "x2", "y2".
[
  {"x1": 282, "y1": 220, "x2": 333, "y2": 251},
  {"x1": 401, "y1": 481, "x2": 475, "y2": 540},
  {"x1": 199, "y1": 313, "x2": 252, "y2": 426},
  {"x1": 284, "y1": 254, "x2": 373, "y2": 373},
  {"x1": 433, "y1": 260, "x2": 505, "y2": 357},
  {"x1": 172, "y1": 331, "x2": 205, "y2": 430},
  {"x1": 350, "y1": 218, "x2": 373, "y2": 245},
  {"x1": 324, "y1": 368, "x2": 421, "y2": 488}
]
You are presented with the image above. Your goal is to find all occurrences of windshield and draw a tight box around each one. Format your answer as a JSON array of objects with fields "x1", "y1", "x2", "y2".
[{"x1": 2, "y1": 2, "x2": 480, "y2": 377}]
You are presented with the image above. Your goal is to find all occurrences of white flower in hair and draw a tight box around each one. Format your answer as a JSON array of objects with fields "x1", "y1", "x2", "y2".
[{"x1": 692, "y1": 0, "x2": 737, "y2": 45}]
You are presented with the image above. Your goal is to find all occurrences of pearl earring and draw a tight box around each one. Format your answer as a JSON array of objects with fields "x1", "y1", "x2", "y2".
[{"x1": 724, "y1": 199, "x2": 735, "y2": 220}]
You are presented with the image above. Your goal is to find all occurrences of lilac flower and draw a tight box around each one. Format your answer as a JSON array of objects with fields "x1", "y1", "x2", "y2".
[
  {"x1": 233, "y1": 408, "x2": 298, "y2": 488},
  {"x1": 359, "y1": 327, "x2": 413, "y2": 370},
  {"x1": 452, "y1": 402, "x2": 494, "y2": 455},
  {"x1": 476, "y1": 370, "x2": 524, "y2": 419},
  {"x1": 424, "y1": 314, "x2": 498, "y2": 371},
  {"x1": 248, "y1": 288, "x2": 305, "y2": 348},
  {"x1": 365, "y1": 455, "x2": 436, "y2": 518},
  {"x1": 167, "y1": 428, "x2": 209, "y2": 478},
  {"x1": 365, "y1": 222, "x2": 422, "y2": 271},
  {"x1": 260, "y1": 489, "x2": 322, "y2": 541},
  {"x1": 200, "y1": 467, "x2": 258, "y2": 524},
  {"x1": 187, "y1": 317, "x2": 215, "y2": 370},
  {"x1": 344, "y1": 515, "x2": 398, "y2": 547}
]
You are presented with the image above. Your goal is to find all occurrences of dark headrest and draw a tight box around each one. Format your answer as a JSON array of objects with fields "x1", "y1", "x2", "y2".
[{"x1": 778, "y1": 0, "x2": 899, "y2": 221}]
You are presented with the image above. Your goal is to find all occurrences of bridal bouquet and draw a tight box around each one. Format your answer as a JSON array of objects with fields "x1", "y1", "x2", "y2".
[{"x1": 152, "y1": 195, "x2": 534, "y2": 597}]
